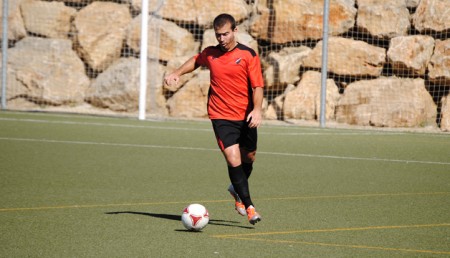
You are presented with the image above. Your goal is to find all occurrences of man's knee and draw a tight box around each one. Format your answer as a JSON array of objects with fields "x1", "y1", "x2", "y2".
[
  {"x1": 241, "y1": 149, "x2": 256, "y2": 163},
  {"x1": 223, "y1": 144, "x2": 241, "y2": 166}
]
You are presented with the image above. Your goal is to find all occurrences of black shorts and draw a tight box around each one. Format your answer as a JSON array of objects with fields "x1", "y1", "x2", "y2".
[{"x1": 211, "y1": 119, "x2": 257, "y2": 152}]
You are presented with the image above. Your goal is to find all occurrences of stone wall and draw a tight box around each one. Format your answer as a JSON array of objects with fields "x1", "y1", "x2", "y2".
[{"x1": 1, "y1": 0, "x2": 449, "y2": 131}]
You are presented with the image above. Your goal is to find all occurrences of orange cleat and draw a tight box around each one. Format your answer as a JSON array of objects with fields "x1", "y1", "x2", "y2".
[
  {"x1": 246, "y1": 205, "x2": 261, "y2": 225},
  {"x1": 227, "y1": 184, "x2": 246, "y2": 216}
]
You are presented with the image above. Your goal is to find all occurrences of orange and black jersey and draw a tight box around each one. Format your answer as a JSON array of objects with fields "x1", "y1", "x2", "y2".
[{"x1": 194, "y1": 43, "x2": 264, "y2": 121}]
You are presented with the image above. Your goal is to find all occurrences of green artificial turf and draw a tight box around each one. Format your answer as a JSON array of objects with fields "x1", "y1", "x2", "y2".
[{"x1": 1, "y1": 111, "x2": 449, "y2": 257}]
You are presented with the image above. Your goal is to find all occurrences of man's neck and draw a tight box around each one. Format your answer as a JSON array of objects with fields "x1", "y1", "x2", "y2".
[{"x1": 221, "y1": 42, "x2": 238, "y2": 52}]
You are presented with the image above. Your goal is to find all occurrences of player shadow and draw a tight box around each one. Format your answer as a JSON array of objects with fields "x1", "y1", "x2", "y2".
[{"x1": 105, "y1": 211, "x2": 254, "y2": 229}]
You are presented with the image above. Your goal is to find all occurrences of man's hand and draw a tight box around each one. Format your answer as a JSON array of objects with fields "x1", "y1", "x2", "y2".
[
  {"x1": 247, "y1": 108, "x2": 262, "y2": 128},
  {"x1": 164, "y1": 73, "x2": 180, "y2": 87}
]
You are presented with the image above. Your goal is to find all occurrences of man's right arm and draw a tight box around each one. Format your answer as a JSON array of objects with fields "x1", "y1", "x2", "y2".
[{"x1": 164, "y1": 56, "x2": 197, "y2": 87}]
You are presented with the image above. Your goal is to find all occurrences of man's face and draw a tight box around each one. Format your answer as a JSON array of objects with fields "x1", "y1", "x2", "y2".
[{"x1": 214, "y1": 22, "x2": 237, "y2": 52}]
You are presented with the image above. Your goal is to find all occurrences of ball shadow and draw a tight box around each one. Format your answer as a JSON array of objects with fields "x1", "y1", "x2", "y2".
[{"x1": 105, "y1": 211, "x2": 255, "y2": 230}]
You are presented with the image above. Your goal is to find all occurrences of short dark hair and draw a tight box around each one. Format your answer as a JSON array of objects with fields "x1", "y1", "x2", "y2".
[{"x1": 213, "y1": 13, "x2": 236, "y2": 30}]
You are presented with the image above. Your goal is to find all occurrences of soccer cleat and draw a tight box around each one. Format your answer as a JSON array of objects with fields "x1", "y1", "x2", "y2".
[
  {"x1": 227, "y1": 184, "x2": 246, "y2": 216},
  {"x1": 246, "y1": 205, "x2": 261, "y2": 225}
]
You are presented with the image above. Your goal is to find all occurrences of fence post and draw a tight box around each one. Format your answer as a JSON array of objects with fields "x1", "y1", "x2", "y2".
[
  {"x1": 1, "y1": 0, "x2": 8, "y2": 110},
  {"x1": 319, "y1": 0, "x2": 330, "y2": 128},
  {"x1": 138, "y1": 0, "x2": 150, "y2": 120},
  {"x1": 138, "y1": 0, "x2": 163, "y2": 120}
]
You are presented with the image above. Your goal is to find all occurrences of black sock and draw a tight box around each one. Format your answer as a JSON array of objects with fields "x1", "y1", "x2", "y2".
[
  {"x1": 242, "y1": 162, "x2": 253, "y2": 179},
  {"x1": 228, "y1": 165, "x2": 253, "y2": 209}
]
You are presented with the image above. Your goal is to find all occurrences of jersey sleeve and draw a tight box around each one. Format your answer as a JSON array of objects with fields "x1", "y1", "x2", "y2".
[
  {"x1": 194, "y1": 48, "x2": 209, "y2": 67},
  {"x1": 248, "y1": 54, "x2": 264, "y2": 88}
]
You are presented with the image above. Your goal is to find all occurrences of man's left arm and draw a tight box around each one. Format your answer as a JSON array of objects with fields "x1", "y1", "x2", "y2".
[{"x1": 247, "y1": 87, "x2": 264, "y2": 128}]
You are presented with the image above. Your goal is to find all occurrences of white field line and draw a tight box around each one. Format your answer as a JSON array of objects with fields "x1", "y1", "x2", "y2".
[
  {"x1": 0, "y1": 117, "x2": 434, "y2": 136},
  {"x1": 2, "y1": 192, "x2": 449, "y2": 212},
  {"x1": 1, "y1": 136, "x2": 449, "y2": 166},
  {"x1": 0, "y1": 117, "x2": 212, "y2": 132}
]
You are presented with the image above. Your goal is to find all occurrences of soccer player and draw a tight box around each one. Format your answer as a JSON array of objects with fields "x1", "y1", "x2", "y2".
[{"x1": 164, "y1": 13, "x2": 264, "y2": 225}]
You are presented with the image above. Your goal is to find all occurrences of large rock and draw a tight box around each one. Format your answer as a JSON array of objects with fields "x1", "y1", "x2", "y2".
[
  {"x1": 264, "y1": 46, "x2": 312, "y2": 89},
  {"x1": 131, "y1": 0, "x2": 250, "y2": 27},
  {"x1": 406, "y1": 0, "x2": 421, "y2": 8},
  {"x1": 357, "y1": 0, "x2": 409, "y2": 6},
  {"x1": 387, "y1": 35, "x2": 435, "y2": 76},
  {"x1": 167, "y1": 70, "x2": 210, "y2": 118},
  {"x1": 357, "y1": 0, "x2": 420, "y2": 9},
  {"x1": 250, "y1": 0, "x2": 356, "y2": 44},
  {"x1": 59, "y1": 0, "x2": 92, "y2": 4},
  {"x1": 21, "y1": 0, "x2": 76, "y2": 39},
  {"x1": 0, "y1": 0, "x2": 26, "y2": 41},
  {"x1": 440, "y1": 95, "x2": 450, "y2": 131},
  {"x1": 263, "y1": 98, "x2": 277, "y2": 120},
  {"x1": 303, "y1": 37, "x2": 386, "y2": 77},
  {"x1": 428, "y1": 39, "x2": 450, "y2": 86},
  {"x1": 413, "y1": 0, "x2": 450, "y2": 33},
  {"x1": 7, "y1": 37, "x2": 90, "y2": 105},
  {"x1": 357, "y1": 0, "x2": 410, "y2": 39},
  {"x1": 336, "y1": 77, "x2": 437, "y2": 127},
  {"x1": 265, "y1": 84, "x2": 296, "y2": 120},
  {"x1": 283, "y1": 71, "x2": 340, "y2": 121},
  {"x1": 86, "y1": 57, "x2": 167, "y2": 115},
  {"x1": 74, "y1": 2, "x2": 131, "y2": 71},
  {"x1": 127, "y1": 15, "x2": 199, "y2": 62}
]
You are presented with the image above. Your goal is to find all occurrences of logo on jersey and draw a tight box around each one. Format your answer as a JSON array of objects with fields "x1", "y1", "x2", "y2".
[{"x1": 235, "y1": 58, "x2": 242, "y2": 64}]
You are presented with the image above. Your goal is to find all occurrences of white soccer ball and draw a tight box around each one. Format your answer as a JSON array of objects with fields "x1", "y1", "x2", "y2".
[{"x1": 181, "y1": 204, "x2": 209, "y2": 231}]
